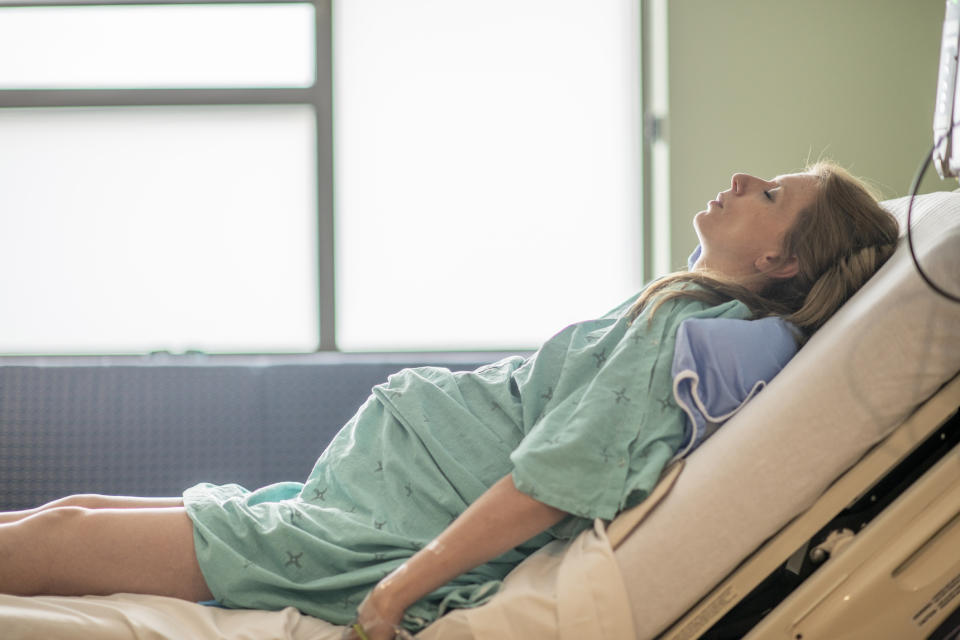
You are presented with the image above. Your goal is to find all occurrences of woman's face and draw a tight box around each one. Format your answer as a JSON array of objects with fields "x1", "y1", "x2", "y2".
[{"x1": 692, "y1": 172, "x2": 819, "y2": 284}]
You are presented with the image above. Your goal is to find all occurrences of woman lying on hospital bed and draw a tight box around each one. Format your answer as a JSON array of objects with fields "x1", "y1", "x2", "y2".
[{"x1": 0, "y1": 161, "x2": 899, "y2": 640}]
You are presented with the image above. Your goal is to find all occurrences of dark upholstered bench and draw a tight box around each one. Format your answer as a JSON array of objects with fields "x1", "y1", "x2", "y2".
[{"x1": 0, "y1": 352, "x2": 514, "y2": 510}]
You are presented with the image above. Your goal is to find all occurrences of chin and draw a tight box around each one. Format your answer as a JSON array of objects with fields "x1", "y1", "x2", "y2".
[{"x1": 692, "y1": 210, "x2": 710, "y2": 235}]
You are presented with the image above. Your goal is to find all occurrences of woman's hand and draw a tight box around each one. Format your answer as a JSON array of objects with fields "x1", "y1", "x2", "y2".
[
  {"x1": 342, "y1": 580, "x2": 412, "y2": 640},
  {"x1": 344, "y1": 474, "x2": 566, "y2": 639}
]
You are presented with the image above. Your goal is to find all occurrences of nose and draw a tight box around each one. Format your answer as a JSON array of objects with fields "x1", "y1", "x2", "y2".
[
  {"x1": 730, "y1": 173, "x2": 772, "y2": 195},
  {"x1": 731, "y1": 173, "x2": 751, "y2": 195}
]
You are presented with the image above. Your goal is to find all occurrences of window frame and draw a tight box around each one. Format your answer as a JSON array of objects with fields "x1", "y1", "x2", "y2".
[{"x1": 0, "y1": 0, "x2": 337, "y2": 351}]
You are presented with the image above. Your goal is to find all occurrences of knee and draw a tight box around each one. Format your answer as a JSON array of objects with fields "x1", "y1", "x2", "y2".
[
  {"x1": 29, "y1": 505, "x2": 91, "y2": 531},
  {"x1": 47, "y1": 494, "x2": 109, "y2": 510},
  {"x1": 20, "y1": 505, "x2": 94, "y2": 548},
  {"x1": 0, "y1": 506, "x2": 91, "y2": 595},
  {"x1": 23, "y1": 506, "x2": 91, "y2": 556}
]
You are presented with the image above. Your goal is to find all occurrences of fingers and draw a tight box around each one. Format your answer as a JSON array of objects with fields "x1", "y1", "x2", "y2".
[{"x1": 341, "y1": 622, "x2": 416, "y2": 640}]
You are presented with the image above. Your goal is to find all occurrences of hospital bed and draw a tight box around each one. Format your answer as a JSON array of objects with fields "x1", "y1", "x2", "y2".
[
  {"x1": 1, "y1": 189, "x2": 958, "y2": 639},
  {"x1": 638, "y1": 190, "x2": 960, "y2": 640}
]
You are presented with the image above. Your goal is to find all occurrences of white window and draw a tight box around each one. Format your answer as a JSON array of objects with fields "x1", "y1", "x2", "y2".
[
  {"x1": 0, "y1": 1, "x2": 326, "y2": 354},
  {"x1": 0, "y1": 105, "x2": 318, "y2": 353},
  {"x1": 0, "y1": 3, "x2": 315, "y2": 88},
  {"x1": 0, "y1": 0, "x2": 641, "y2": 354},
  {"x1": 334, "y1": 0, "x2": 642, "y2": 350}
]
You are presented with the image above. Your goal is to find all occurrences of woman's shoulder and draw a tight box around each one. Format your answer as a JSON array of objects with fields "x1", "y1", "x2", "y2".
[{"x1": 635, "y1": 277, "x2": 753, "y2": 321}]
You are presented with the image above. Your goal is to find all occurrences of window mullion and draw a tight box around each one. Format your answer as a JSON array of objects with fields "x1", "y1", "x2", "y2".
[
  {"x1": 0, "y1": 88, "x2": 316, "y2": 109},
  {"x1": 0, "y1": 0, "x2": 304, "y2": 7},
  {"x1": 313, "y1": 0, "x2": 335, "y2": 351}
]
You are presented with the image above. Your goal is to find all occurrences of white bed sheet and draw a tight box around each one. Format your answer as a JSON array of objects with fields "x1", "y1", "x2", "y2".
[
  {"x1": 617, "y1": 191, "x2": 960, "y2": 639},
  {"x1": 0, "y1": 592, "x2": 342, "y2": 640}
]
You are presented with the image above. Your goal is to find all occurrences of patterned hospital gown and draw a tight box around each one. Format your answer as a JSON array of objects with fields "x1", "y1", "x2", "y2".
[{"x1": 183, "y1": 289, "x2": 751, "y2": 630}]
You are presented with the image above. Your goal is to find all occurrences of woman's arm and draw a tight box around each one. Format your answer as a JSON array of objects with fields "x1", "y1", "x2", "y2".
[{"x1": 347, "y1": 473, "x2": 567, "y2": 639}]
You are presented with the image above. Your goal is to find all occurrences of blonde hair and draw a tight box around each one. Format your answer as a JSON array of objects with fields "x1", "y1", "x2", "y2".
[{"x1": 628, "y1": 161, "x2": 899, "y2": 342}]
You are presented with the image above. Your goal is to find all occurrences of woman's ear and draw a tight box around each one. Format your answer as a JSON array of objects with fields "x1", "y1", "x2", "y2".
[{"x1": 755, "y1": 253, "x2": 799, "y2": 280}]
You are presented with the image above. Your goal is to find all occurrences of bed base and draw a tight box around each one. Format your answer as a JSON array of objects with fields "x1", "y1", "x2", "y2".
[{"x1": 660, "y1": 373, "x2": 960, "y2": 640}]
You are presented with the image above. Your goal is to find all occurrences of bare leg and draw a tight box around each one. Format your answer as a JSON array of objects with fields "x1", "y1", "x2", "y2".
[
  {"x1": 0, "y1": 505, "x2": 213, "y2": 601},
  {"x1": 0, "y1": 495, "x2": 184, "y2": 524}
]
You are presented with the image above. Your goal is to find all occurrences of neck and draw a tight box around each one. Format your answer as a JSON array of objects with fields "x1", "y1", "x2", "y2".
[{"x1": 691, "y1": 258, "x2": 768, "y2": 294}]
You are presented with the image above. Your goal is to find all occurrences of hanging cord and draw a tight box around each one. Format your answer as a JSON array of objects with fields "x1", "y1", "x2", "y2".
[{"x1": 905, "y1": 128, "x2": 960, "y2": 304}]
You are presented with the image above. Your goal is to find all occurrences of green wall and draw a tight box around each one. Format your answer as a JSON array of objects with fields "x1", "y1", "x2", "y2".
[{"x1": 664, "y1": 0, "x2": 946, "y2": 269}]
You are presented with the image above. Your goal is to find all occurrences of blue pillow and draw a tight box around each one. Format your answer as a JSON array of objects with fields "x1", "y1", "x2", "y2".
[
  {"x1": 687, "y1": 244, "x2": 702, "y2": 269},
  {"x1": 671, "y1": 316, "x2": 799, "y2": 459},
  {"x1": 669, "y1": 244, "x2": 799, "y2": 458}
]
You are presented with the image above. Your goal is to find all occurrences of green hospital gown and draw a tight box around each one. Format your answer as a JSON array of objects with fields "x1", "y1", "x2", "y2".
[{"x1": 183, "y1": 289, "x2": 752, "y2": 630}]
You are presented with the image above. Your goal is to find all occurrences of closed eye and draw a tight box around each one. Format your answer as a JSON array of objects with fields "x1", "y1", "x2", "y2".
[{"x1": 763, "y1": 190, "x2": 774, "y2": 201}]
